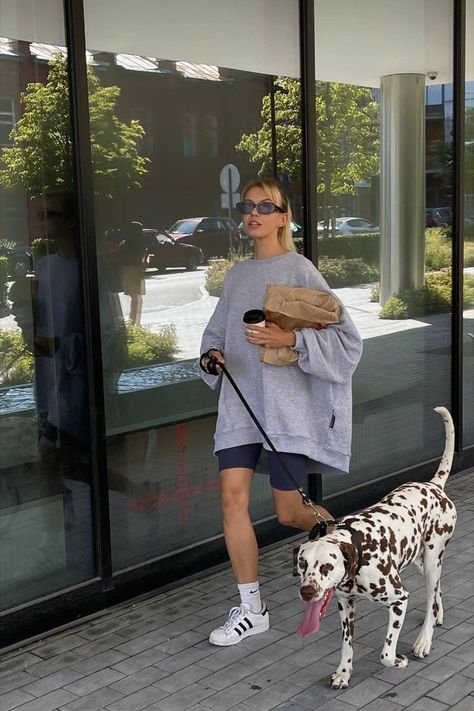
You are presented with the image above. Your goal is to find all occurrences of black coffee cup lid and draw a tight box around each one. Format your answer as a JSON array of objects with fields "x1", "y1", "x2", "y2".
[{"x1": 243, "y1": 309, "x2": 265, "y2": 324}]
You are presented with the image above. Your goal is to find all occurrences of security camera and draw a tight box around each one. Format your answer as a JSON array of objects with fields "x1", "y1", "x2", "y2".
[{"x1": 427, "y1": 71, "x2": 438, "y2": 81}]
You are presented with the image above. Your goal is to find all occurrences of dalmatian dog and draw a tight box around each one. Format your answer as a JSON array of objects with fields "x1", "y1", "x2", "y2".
[{"x1": 294, "y1": 407, "x2": 456, "y2": 689}]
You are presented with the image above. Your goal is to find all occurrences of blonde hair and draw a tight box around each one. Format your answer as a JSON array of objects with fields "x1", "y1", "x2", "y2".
[{"x1": 242, "y1": 179, "x2": 295, "y2": 252}]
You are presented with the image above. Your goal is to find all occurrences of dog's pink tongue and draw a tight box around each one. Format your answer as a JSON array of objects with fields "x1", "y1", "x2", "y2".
[{"x1": 297, "y1": 589, "x2": 335, "y2": 638}]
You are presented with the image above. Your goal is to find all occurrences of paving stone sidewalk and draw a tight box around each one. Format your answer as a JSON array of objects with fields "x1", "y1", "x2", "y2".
[{"x1": 1, "y1": 469, "x2": 473, "y2": 711}]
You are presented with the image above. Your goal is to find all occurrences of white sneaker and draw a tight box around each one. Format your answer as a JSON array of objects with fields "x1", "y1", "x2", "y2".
[{"x1": 209, "y1": 603, "x2": 269, "y2": 646}]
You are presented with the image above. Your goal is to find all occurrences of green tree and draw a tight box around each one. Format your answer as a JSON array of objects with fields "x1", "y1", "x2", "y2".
[
  {"x1": 0, "y1": 53, "x2": 149, "y2": 198},
  {"x1": 236, "y1": 78, "x2": 380, "y2": 227}
]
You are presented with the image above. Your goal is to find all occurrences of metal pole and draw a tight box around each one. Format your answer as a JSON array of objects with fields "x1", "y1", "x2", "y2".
[
  {"x1": 452, "y1": 0, "x2": 466, "y2": 456},
  {"x1": 227, "y1": 167, "x2": 233, "y2": 255},
  {"x1": 63, "y1": 0, "x2": 113, "y2": 586},
  {"x1": 299, "y1": 0, "x2": 318, "y2": 265},
  {"x1": 299, "y1": 0, "x2": 321, "y2": 504}
]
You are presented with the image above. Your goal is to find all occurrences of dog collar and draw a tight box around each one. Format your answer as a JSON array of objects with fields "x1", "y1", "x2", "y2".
[{"x1": 308, "y1": 518, "x2": 339, "y2": 540}]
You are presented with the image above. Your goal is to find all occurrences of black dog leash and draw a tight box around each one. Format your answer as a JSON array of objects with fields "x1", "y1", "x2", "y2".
[{"x1": 200, "y1": 348, "x2": 338, "y2": 531}]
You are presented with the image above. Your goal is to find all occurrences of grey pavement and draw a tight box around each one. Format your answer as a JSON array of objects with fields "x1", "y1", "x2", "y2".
[{"x1": 1, "y1": 468, "x2": 473, "y2": 711}]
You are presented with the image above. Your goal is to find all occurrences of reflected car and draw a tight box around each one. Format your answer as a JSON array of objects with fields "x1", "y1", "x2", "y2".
[
  {"x1": 0, "y1": 244, "x2": 33, "y2": 278},
  {"x1": 425, "y1": 207, "x2": 452, "y2": 228},
  {"x1": 168, "y1": 217, "x2": 240, "y2": 260},
  {"x1": 317, "y1": 217, "x2": 379, "y2": 234},
  {"x1": 143, "y1": 229, "x2": 203, "y2": 271}
]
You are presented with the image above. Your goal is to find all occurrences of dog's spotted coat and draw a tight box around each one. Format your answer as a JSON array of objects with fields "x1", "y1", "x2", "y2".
[{"x1": 295, "y1": 407, "x2": 457, "y2": 689}]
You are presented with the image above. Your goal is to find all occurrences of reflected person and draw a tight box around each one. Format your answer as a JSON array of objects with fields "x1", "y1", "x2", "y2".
[
  {"x1": 10, "y1": 191, "x2": 131, "y2": 524},
  {"x1": 120, "y1": 221, "x2": 145, "y2": 326}
]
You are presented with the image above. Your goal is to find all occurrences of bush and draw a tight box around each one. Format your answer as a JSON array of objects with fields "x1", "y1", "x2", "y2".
[
  {"x1": 0, "y1": 256, "x2": 8, "y2": 307},
  {"x1": 369, "y1": 284, "x2": 380, "y2": 302},
  {"x1": 379, "y1": 296, "x2": 408, "y2": 319},
  {"x1": 464, "y1": 240, "x2": 474, "y2": 267},
  {"x1": 425, "y1": 228, "x2": 451, "y2": 271},
  {"x1": 319, "y1": 257, "x2": 379, "y2": 288},
  {"x1": 379, "y1": 268, "x2": 474, "y2": 319},
  {"x1": 0, "y1": 329, "x2": 34, "y2": 386},
  {"x1": 204, "y1": 257, "x2": 247, "y2": 297},
  {"x1": 125, "y1": 323, "x2": 178, "y2": 367}
]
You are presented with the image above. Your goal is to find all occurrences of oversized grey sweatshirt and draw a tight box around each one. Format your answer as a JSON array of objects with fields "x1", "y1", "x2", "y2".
[{"x1": 200, "y1": 251, "x2": 363, "y2": 475}]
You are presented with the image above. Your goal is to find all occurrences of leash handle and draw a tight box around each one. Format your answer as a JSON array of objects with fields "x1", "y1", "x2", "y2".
[{"x1": 205, "y1": 350, "x2": 324, "y2": 517}]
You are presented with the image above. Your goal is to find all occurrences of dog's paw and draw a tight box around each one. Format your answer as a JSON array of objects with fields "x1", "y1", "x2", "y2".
[
  {"x1": 330, "y1": 672, "x2": 350, "y2": 689},
  {"x1": 394, "y1": 654, "x2": 408, "y2": 667},
  {"x1": 381, "y1": 652, "x2": 408, "y2": 668},
  {"x1": 413, "y1": 634, "x2": 432, "y2": 658}
]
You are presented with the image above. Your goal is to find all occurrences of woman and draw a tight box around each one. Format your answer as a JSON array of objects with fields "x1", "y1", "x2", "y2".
[
  {"x1": 200, "y1": 179, "x2": 362, "y2": 646},
  {"x1": 120, "y1": 221, "x2": 145, "y2": 325}
]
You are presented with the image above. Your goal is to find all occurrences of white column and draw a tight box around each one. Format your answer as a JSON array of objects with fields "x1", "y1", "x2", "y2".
[{"x1": 380, "y1": 73, "x2": 425, "y2": 303}]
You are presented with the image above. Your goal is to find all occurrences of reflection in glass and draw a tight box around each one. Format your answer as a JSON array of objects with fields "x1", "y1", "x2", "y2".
[
  {"x1": 312, "y1": 1, "x2": 455, "y2": 495},
  {"x1": 83, "y1": 12, "x2": 302, "y2": 568},
  {"x1": 0, "y1": 43, "x2": 94, "y2": 608},
  {"x1": 463, "y1": 1, "x2": 474, "y2": 444}
]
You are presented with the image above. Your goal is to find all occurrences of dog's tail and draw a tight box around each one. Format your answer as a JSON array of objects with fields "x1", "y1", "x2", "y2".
[{"x1": 430, "y1": 407, "x2": 455, "y2": 489}]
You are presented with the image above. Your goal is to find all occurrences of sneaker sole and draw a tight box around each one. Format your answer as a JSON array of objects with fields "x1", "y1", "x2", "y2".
[{"x1": 209, "y1": 619, "x2": 270, "y2": 646}]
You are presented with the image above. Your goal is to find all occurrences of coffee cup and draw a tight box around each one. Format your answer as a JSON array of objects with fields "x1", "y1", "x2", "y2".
[{"x1": 243, "y1": 309, "x2": 266, "y2": 328}]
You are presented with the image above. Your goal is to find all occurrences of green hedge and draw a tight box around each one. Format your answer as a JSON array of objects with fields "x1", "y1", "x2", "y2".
[
  {"x1": 319, "y1": 257, "x2": 379, "y2": 288},
  {"x1": 318, "y1": 232, "x2": 380, "y2": 265},
  {"x1": 294, "y1": 232, "x2": 379, "y2": 264},
  {"x1": 296, "y1": 227, "x2": 474, "y2": 268}
]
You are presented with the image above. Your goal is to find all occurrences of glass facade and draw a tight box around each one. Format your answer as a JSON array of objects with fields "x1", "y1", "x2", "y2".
[
  {"x1": 312, "y1": 1, "x2": 459, "y2": 498},
  {"x1": 0, "y1": 0, "x2": 472, "y2": 645},
  {"x1": 464, "y1": 0, "x2": 474, "y2": 445},
  {"x1": 0, "y1": 2, "x2": 95, "y2": 611}
]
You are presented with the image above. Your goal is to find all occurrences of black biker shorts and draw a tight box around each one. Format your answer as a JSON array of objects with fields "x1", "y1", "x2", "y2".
[{"x1": 216, "y1": 443, "x2": 307, "y2": 491}]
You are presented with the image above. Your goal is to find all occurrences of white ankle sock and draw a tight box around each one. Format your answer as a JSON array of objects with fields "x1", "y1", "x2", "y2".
[{"x1": 238, "y1": 581, "x2": 262, "y2": 613}]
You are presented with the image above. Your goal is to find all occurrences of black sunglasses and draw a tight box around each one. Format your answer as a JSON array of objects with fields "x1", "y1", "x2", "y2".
[{"x1": 236, "y1": 200, "x2": 286, "y2": 215}]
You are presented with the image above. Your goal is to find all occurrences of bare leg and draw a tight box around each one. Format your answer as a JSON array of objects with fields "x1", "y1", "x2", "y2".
[
  {"x1": 220, "y1": 467, "x2": 257, "y2": 583},
  {"x1": 129, "y1": 295, "x2": 137, "y2": 324},
  {"x1": 134, "y1": 294, "x2": 143, "y2": 325},
  {"x1": 272, "y1": 488, "x2": 333, "y2": 530}
]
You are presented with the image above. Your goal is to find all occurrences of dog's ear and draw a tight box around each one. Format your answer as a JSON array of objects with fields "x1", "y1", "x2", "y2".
[{"x1": 339, "y1": 542, "x2": 358, "y2": 580}]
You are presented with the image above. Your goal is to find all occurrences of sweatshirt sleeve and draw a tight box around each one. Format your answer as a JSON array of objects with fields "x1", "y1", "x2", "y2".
[
  {"x1": 292, "y1": 266, "x2": 363, "y2": 383},
  {"x1": 199, "y1": 285, "x2": 229, "y2": 391}
]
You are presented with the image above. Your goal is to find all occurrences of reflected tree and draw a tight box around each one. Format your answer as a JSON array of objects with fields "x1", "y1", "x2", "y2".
[
  {"x1": 236, "y1": 78, "x2": 379, "y2": 234},
  {"x1": 0, "y1": 53, "x2": 149, "y2": 199}
]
